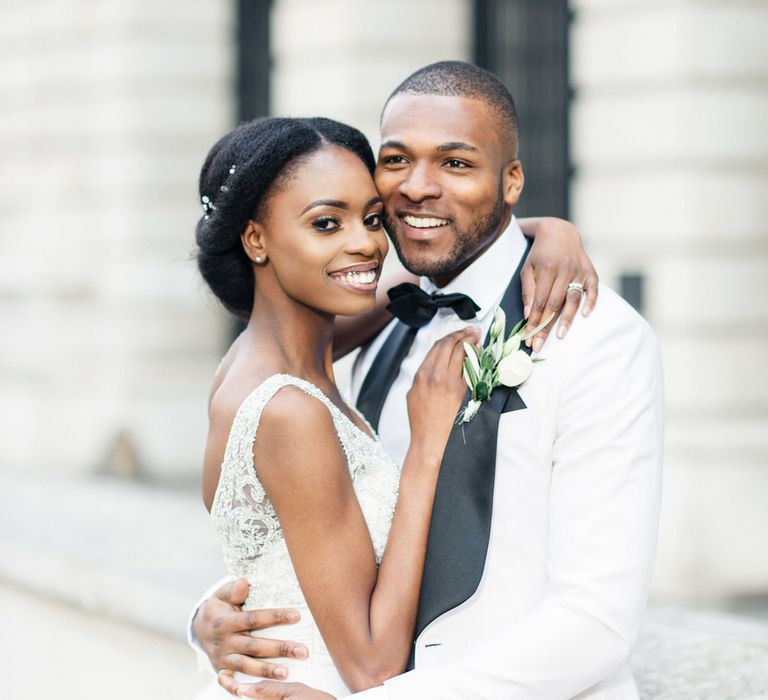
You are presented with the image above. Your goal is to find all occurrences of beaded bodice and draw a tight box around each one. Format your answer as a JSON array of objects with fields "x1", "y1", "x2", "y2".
[{"x1": 211, "y1": 374, "x2": 400, "y2": 611}]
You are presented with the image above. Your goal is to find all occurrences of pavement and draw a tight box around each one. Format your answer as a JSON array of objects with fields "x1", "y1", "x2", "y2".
[
  {"x1": 0, "y1": 471, "x2": 226, "y2": 640},
  {"x1": 633, "y1": 606, "x2": 768, "y2": 699},
  {"x1": 0, "y1": 471, "x2": 221, "y2": 699},
  {"x1": 0, "y1": 582, "x2": 208, "y2": 700},
  {"x1": 1, "y1": 472, "x2": 767, "y2": 699}
]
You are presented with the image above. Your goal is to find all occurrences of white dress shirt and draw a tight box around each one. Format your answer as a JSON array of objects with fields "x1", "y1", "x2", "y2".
[
  {"x1": 351, "y1": 222, "x2": 528, "y2": 468},
  {"x1": 345, "y1": 218, "x2": 664, "y2": 699}
]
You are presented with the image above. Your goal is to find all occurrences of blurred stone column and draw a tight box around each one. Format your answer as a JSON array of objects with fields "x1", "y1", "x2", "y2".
[
  {"x1": 0, "y1": 0, "x2": 234, "y2": 480},
  {"x1": 270, "y1": 0, "x2": 472, "y2": 150},
  {"x1": 570, "y1": 0, "x2": 768, "y2": 602}
]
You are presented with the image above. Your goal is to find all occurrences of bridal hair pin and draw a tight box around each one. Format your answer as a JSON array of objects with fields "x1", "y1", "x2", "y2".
[
  {"x1": 220, "y1": 164, "x2": 237, "y2": 193},
  {"x1": 201, "y1": 164, "x2": 237, "y2": 219}
]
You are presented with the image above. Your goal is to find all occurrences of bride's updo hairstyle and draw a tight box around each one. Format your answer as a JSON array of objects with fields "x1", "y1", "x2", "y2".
[{"x1": 195, "y1": 117, "x2": 376, "y2": 318}]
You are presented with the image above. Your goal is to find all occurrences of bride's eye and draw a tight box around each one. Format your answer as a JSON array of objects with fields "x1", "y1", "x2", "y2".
[
  {"x1": 364, "y1": 212, "x2": 383, "y2": 229},
  {"x1": 312, "y1": 216, "x2": 341, "y2": 232}
]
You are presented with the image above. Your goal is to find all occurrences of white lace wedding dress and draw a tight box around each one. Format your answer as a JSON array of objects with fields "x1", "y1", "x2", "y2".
[{"x1": 197, "y1": 374, "x2": 400, "y2": 698}]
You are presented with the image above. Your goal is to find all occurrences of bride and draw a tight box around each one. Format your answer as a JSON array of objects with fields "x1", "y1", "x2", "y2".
[
  {"x1": 196, "y1": 115, "x2": 477, "y2": 697},
  {"x1": 193, "y1": 116, "x2": 596, "y2": 697}
]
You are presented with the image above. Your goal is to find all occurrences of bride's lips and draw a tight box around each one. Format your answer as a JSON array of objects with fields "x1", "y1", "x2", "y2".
[
  {"x1": 398, "y1": 212, "x2": 452, "y2": 241},
  {"x1": 327, "y1": 261, "x2": 380, "y2": 293}
]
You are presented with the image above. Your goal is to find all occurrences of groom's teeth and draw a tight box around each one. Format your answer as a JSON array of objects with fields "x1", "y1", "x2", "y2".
[{"x1": 403, "y1": 215, "x2": 449, "y2": 228}]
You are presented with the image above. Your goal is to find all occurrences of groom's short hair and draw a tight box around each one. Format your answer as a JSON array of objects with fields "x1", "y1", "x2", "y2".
[{"x1": 383, "y1": 61, "x2": 520, "y2": 150}]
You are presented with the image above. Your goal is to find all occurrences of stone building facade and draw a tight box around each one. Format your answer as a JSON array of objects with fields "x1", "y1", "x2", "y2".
[
  {"x1": 1, "y1": 0, "x2": 766, "y2": 605},
  {"x1": 1, "y1": 0, "x2": 233, "y2": 481}
]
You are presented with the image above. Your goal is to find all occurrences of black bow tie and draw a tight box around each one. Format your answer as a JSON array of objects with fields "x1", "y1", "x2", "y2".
[{"x1": 386, "y1": 282, "x2": 480, "y2": 329}]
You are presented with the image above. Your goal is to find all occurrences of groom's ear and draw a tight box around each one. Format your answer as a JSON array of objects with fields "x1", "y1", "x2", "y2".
[
  {"x1": 502, "y1": 159, "x2": 524, "y2": 207},
  {"x1": 241, "y1": 220, "x2": 268, "y2": 264}
]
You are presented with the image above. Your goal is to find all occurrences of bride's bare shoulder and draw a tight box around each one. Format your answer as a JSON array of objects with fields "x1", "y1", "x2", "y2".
[
  {"x1": 207, "y1": 332, "x2": 245, "y2": 408},
  {"x1": 202, "y1": 342, "x2": 286, "y2": 509},
  {"x1": 254, "y1": 385, "x2": 346, "y2": 484},
  {"x1": 207, "y1": 334, "x2": 283, "y2": 418}
]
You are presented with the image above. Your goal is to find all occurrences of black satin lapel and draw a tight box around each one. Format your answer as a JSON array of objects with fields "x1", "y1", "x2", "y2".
[
  {"x1": 413, "y1": 384, "x2": 508, "y2": 640},
  {"x1": 497, "y1": 239, "x2": 531, "y2": 345},
  {"x1": 499, "y1": 247, "x2": 533, "y2": 412},
  {"x1": 412, "y1": 239, "x2": 534, "y2": 646},
  {"x1": 355, "y1": 322, "x2": 417, "y2": 431},
  {"x1": 502, "y1": 387, "x2": 527, "y2": 414}
]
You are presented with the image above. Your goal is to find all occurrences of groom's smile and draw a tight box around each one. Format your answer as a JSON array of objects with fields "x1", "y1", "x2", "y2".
[
  {"x1": 375, "y1": 93, "x2": 523, "y2": 286},
  {"x1": 398, "y1": 210, "x2": 452, "y2": 240},
  {"x1": 400, "y1": 214, "x2": 450, "y2": 229}
]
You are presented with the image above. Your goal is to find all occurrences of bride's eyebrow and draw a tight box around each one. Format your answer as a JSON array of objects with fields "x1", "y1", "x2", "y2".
[
  {"x1": 301, "y1": 196, "x2": 382, "y2": 215},
  {"x1": 301, "y1": 199, "x2": 348, "y2": 215}
]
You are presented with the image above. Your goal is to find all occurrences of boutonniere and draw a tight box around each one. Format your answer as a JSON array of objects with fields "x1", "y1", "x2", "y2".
[{"x1": 458, "y1": 308, "x2": 553, "y2": 424}]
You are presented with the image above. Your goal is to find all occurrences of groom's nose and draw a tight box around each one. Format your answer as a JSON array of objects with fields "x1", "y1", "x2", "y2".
[{"x1": 398, "y1": 162, "x2": 442, "y2": 203}]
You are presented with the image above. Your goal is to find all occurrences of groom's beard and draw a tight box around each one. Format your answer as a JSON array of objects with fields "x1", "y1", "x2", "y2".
[{"x1": 383, "y1": 184, "x2": 506, "y2": 279}]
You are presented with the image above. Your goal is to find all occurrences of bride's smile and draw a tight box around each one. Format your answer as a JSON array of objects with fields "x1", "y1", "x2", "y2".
[
  {"x1": 241, "y1": 144, "x2": 388, "y2": 320},
  {"x1": 326, "y1": 261, "x2": 380, "y2": 293}
]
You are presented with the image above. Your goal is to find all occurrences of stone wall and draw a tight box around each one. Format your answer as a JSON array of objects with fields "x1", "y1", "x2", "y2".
[
  {"x1": 0, "y1": 0, "x2": 234, "y2": 480},
  {"x1": 2, "y1": 0, "x2": 766, "y2": 606},
  {"x1": 569, "y1": 0, "x2": 768, "y2": 602},
  {"x1": 270, "y1": 0, "x2": 472, "y2": 148}
]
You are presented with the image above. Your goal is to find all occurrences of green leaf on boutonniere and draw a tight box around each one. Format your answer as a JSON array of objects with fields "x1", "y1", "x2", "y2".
[
  {"x1": 520, "y1": 312, "x2": 556, "y2": 341},
  {"x1": 463, "y1": 342, "x2": 481, "y2": 372},
  {"x1": 509, "y1": 318, "x2": 526, "y2": 336},
  {"x1": 475, "y1": 381, "x2": 490, "y2": 401},
  {"x1": 463, "y1": 356, "x2": 479, "y2": 387}
]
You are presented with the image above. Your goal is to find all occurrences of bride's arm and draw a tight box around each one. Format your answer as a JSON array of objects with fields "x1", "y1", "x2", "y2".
[{"x1": 254, "y1": 330, "x2": 473, "y2": 692}]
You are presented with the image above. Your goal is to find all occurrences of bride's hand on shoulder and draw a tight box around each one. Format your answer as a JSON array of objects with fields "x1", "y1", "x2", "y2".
[
  {"x1": 407, "y1": 326, "x2": 480, "y2": 458},
  {"x1": 519, "y1": 216, "x2": 599, "y2": 352}
]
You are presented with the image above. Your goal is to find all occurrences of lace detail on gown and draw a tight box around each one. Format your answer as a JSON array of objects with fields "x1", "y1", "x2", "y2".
[{"x1": 211, "y1": 373, "x2": 400, "y2": 613}]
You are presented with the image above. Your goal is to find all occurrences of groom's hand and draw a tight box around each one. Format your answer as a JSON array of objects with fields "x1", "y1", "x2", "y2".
[
  {"x1": 233, "y1": 679, "x2": 334, "y2": 699},
  {"x1": 193, "y1": 578, "x2": 308, "y2": 686}
]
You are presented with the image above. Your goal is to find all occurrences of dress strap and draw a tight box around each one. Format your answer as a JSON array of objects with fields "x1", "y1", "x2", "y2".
[
  {"x1": 214, "y1": 374, "x2": 346, "y2": 512},
  {"x1": 237, "y1": 373, "x2": 345, "y2": 437},
  {"x1": 261, "y1": 373, "x2": 338, "y2": 412}
]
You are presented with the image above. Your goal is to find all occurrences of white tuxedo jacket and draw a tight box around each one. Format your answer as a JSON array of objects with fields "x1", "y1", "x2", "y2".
[{"x1": 345, "y1": 222, "x2": 663, "y2": 699}]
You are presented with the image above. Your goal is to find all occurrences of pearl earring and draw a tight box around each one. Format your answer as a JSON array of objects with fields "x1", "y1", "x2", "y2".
[{"x1": 255, "y1": 256, "x2": 263, "y2": 263}]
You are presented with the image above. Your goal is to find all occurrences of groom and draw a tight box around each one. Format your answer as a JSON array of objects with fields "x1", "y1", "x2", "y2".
[{"x1": 193, "y1": 62, "x2": 663, "y2": 699}]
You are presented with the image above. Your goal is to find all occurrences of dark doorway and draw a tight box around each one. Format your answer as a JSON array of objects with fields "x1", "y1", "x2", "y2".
[
  {"x1": 474, "y1": 0, "x2": 571, "y2": 219},
  {"x1": 231, "y1": 0, "x2": 272, "y2": 338},
  {"x1": 237, "y1": 0, "x2": 272, "y2": 122}
]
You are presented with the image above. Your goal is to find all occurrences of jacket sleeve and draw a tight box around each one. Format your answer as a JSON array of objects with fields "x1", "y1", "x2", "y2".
[{"x1": 187, "y1": 575, "x2": 234, "y2": 676}]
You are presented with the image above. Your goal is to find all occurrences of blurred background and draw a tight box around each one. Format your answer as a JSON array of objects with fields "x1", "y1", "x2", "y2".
[{"x1": 1, "y1": 0, "x2": 767, "y2": 698}]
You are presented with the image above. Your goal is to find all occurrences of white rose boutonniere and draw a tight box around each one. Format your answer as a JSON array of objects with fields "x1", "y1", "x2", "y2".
[{"x1": 458, "y1": 307, "x2": 553, "y2": 424}]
